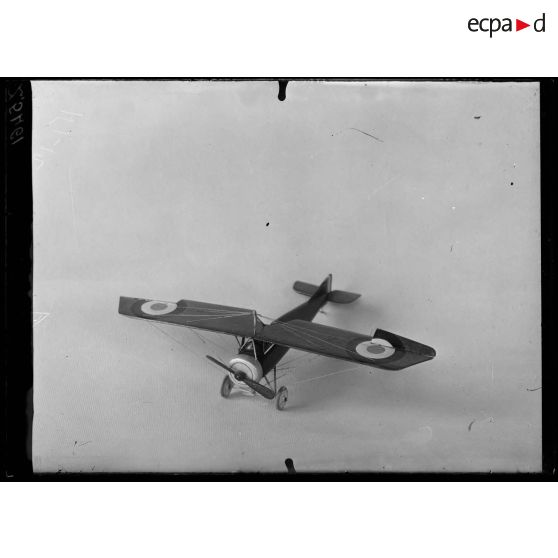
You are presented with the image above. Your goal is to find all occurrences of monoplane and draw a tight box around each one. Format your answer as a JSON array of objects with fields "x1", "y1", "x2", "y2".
[{"x1": 118, "y1": 275, "x2": 436, "y2": 410}]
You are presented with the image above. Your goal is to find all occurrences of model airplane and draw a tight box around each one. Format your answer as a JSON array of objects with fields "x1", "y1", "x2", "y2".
[{"x1": 118, "y1": 275, "x2": 435, "y2": 410}]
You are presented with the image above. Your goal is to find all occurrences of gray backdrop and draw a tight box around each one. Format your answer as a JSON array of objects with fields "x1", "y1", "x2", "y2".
[{"x1": 32, "y1": 80, "x2": 541, "y2": 472}]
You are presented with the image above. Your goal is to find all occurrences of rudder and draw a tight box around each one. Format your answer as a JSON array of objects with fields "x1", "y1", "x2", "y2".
[{"x1": 310, "y1": 274, "x2": 333, "y2": 300}]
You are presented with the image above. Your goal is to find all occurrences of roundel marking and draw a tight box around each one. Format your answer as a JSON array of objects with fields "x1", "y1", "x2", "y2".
[
  {"x1": 140, "y1": 300, "x2": 178, "y2": 316},
  {"x1": 355, "y1": 338, "x2": 395, "y2": 360},
  {"x1": 366, "y1": 344, "x2": 386, "y2": 354}
]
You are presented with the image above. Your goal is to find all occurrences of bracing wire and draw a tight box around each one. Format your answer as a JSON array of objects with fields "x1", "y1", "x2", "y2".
[
  {"x1": 135, "y1": 299, "x2": 368, "y2": 359},
  {"x1": 140, "y1": 304, "x2": 370, "y2": 366},
  {"x1": 187, "y1": 327, "x2": 230, "y2": 352},
  {"x1": 189, "y1": 328, "x2": 208, "y2": 345},
  {"x1": 147, "y1": 312, "x2": 370, "y2": 388},
  {"x1": 291, "y1": 365, "x2": 365, "y2": 385},
  {"x1": 256, "y1": 312, "x2": 429, "y2": 359},
  {"x1": 279, "y1": 352, "x2": 322, "y2": 367},
  {"x1": 134, "y1": 297, "x2": 252, "y2": 314},
  {"x1": 132, "y1": 299, "x2": 429, "y2": 387},
  {"x1": 272, "y1": 363, "x2": 369, "y2": 387},
  {"x1": 148, "y1": 321, "x2": 205, "y2": 361},
  {"x1": 148, "y1": 316, "x2": 230, "y2": 355}
]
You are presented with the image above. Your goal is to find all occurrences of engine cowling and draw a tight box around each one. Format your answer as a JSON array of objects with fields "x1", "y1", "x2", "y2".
[{"x1": 227, "y1": 355, "x2": 263, "y2": 387}]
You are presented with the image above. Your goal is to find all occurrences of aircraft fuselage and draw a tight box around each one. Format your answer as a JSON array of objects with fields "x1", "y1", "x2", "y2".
[{"x1": 238, "y1": 290, "x2": 328, "y2": 377}]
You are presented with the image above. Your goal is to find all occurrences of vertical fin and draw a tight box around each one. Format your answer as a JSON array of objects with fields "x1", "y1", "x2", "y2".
[{"x1": 309, "y1": 274, "x2": 332, "y2": 302}]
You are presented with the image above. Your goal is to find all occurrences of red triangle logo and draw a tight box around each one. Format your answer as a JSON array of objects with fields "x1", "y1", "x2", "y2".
[{"x1": 516, "y1": 19, "x2": 530, "y2": 31}]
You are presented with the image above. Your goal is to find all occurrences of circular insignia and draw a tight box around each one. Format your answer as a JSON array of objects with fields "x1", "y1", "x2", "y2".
[
  {"x1": 355, "y1": 338, "x2": 395, "y2": 360},
  {"x1": 140, "y1": 300, "x2": 178, "y2": 316}
]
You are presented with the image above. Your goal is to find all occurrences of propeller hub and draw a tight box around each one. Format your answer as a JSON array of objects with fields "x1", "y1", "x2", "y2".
[
  {"x1": 227, "y1": 355, "x2": 263, "y2": 387},
  {"x1": 206, "y1": 354, "x2": 275, "y2": 400}
]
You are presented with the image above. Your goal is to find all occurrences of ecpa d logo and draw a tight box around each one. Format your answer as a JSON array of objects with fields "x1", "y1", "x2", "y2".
[{"x1": 468, "y1": 13, "x2": 546, "y2": 37}]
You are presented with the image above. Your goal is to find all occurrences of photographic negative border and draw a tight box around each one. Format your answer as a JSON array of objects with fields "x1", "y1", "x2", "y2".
[{"x1": 2, "y1": 77, "x2": 556, "y2": 481}]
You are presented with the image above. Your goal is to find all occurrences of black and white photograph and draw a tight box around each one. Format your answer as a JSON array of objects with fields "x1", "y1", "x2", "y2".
[
  {"x1": 3, "y1": 0, "x2": 558, "y2": 554},
  {"x1": 29, "y1": 79, "x2": 542, "y2": 473}
]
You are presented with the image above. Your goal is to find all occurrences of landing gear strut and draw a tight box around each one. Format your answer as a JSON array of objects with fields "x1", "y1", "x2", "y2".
[{"x1": 270, "y1": 366, "x2": 288, "y2": 411}]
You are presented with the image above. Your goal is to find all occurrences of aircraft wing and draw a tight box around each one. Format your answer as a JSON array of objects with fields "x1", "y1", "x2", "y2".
[
  {"x1": 118, "y1": 296, "x2": 261, "y2": 338},
  {"x1": 256, "y1": 319, "x2": 435, "y2": 370}
]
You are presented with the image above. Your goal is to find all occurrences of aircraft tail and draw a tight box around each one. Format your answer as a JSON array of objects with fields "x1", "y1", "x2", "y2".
[{"x1": 293, "y1": 275, "x2": 360, "y2": 304}]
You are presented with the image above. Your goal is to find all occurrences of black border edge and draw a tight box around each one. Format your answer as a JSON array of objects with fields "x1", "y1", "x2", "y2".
[
  {"x1": 540, "y1": 78, "x2": 557, "y2": 477},
  {"x1": 2, "y1": 79, "x2": 34, "y2": 479}
]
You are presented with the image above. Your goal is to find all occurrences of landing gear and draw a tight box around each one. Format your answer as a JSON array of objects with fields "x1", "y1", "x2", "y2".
[
  {"x1": 276, "y1": 386, "x2": 288, "y2": 411},
  {"x1": 219, "y1": 363, "x2": 288, "y2": 410},
  {"x1": 220, "y1": 375, "x2": 234, "y2": 398}
]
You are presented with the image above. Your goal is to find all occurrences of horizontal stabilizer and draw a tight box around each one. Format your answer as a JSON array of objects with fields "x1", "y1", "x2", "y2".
[
  {"x1": 293, "y1": 281, "x2": 319, "y2": 297},
  {"x1": 293, "y1": 279, "x2": 360, "y2": 303},
  {"x1": 327, "y1": 290, "x2": 361, "y2": 304}
]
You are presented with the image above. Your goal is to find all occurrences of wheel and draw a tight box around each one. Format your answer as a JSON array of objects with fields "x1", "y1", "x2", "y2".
[
  {"x1": 275, "y1": 386, "x2": 288, "y2": 411},
  {"x1": 220, "y1": 375, "x2": 234, "y2": 398}
]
